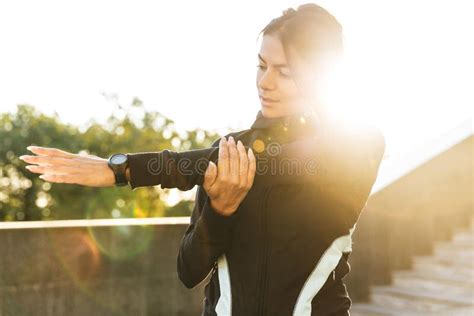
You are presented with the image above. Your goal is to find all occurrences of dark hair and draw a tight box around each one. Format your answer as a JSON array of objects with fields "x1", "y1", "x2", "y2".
[
  {"x1": 257, "y1": 3, "x2": 344, "y2": 125},
  {"x1": 259, "y1": 3, "x2": 344, "y2": 70}
]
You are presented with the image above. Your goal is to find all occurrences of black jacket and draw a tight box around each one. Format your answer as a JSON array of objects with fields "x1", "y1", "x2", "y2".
[{"x1": 126, "y1": 110, "x2": 385, "y2": 316}]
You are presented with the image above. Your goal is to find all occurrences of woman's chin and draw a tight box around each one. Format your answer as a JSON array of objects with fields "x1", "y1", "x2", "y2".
[
  {"x1": 261, "y1": 106, "x2": 292, "y2": 119},
  {"x1": 261, "y1": 106, "x2": 278, "y2": 118}
]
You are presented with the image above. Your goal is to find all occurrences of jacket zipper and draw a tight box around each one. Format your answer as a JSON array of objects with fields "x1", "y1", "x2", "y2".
[{"x1": 256, "y1": 187, "x2": 271, "y2": 315}]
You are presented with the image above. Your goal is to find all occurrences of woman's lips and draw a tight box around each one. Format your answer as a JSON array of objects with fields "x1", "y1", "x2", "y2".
[{"x1": 260, "y1": 96, "x2": 279, "y2": 104}]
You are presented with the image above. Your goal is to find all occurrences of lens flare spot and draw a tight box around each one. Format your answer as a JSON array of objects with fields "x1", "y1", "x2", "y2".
[
  {"x1": 87, "y1": 223, "x2": 154, "y2": 262},
  {"x1": 133, "y1": 207, "x2": 148, "y2": 218},
  {"x1": 252, "y1": 139, "x2": 266, "y2": 153}
]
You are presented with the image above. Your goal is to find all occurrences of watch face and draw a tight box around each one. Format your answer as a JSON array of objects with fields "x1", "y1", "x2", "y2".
[{"x1": 111, "y1": 154, "x2": 127, "y2": 164}]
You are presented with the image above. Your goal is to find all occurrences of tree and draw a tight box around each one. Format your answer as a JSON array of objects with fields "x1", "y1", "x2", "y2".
[{"x1": 0, "y1": 98, "x2": 223, "y2": 221}]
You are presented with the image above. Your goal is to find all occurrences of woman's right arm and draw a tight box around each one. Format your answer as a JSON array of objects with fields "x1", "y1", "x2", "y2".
[
  {"x1": 176, "y1": 185, "x2": 238, "y2": 289},
  {"x1": 177, "y1": 136, "x2": 256, "y2": 288}
]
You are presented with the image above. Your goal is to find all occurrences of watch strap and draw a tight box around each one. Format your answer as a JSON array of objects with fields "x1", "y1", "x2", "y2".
[
  {"x1": 107, "y1": 154, "x2": 129, "y2": 186},
  {"x1": 114, "y1": 170, "x2": 128, "y2": 186}
]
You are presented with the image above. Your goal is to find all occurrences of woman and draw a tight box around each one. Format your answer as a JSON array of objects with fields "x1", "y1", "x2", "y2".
[{"x1": 21, "y1": 3, "x2": 385, "y2": 315}]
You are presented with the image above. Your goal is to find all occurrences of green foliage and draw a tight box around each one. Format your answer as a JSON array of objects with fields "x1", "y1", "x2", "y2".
[
  {"x1": 0, "y1": 98, "x2": 223, "y2": 221},
  {"x1": 164, "y1": 200, "x2": 195, "y2": 217}
]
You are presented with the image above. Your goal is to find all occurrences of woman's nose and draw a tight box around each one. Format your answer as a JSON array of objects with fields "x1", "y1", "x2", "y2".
[{"x1": 258, "y1": 70, "x2": 276, "y2": 91}]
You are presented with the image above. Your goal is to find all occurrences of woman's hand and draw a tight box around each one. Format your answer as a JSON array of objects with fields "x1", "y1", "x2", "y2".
[
  {"x1": 19, "y1": 146, "x2": 116, "y2": 187},
  {"x1": 203, "y1": 136, "x2": 256, "y2": 216}
]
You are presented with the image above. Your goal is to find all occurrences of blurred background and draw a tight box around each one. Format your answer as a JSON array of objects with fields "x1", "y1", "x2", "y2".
[
  {"x1": 0, "y1": 0, "x2": 472, "y2": 221},
  {"x1": 0, "y1": 1, "x2": 472, "y2": 315}
]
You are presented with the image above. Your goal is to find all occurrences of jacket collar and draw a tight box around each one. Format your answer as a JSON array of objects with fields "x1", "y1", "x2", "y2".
[{"x1": 250, "y1": 109, "x2": 320, "y2": 142}]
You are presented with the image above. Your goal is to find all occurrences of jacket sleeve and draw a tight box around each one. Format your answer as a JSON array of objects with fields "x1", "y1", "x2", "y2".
[
  {"x1": 127, "y1": 146, "x2": 220, "y2": 191},
  {"x1": 176, "y1": 184, "x2": 240, "y2": 289},
  {"x1": 335, "y1": 125, "x2": 385, "y2": 230},
  {"x1": 263, "y1": 124, "x2": 385, "y2": 250},
  {"x1": 250, "y1": 124, "x2": 385, "y2": 187},
  {"x1": 291, "y1": 125, "x2": 386, "y2": 240},
  {"x1": 126, "y1": 125, "x2": 385, "y2": 193}
]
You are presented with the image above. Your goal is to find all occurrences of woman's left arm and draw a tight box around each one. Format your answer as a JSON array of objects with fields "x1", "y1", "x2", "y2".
[
  {"x1": 21, "y1": 125, "x2": 384, "y2": 196},
  {"x1": 126, "y1": 145, "x2": 220, "y2": 191}
]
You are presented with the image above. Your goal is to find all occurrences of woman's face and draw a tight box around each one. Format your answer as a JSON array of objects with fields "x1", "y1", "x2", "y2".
[{"x1": 256, "y1": 34, "x2": 310, "y2": 118}]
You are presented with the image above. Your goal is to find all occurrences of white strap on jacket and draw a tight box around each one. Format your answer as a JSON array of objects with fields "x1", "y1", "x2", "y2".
[{"x1": 215, "y1": 254, "x2": 232, "y2": 315}]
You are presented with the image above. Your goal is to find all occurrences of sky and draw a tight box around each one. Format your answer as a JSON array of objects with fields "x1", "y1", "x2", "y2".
[{"x1": 1, "y1": 0, "x2": 472, "y2": 165}]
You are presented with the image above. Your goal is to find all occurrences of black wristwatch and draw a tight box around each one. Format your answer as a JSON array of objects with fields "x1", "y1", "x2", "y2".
[{"x1": 107, "y1": 153, "x2": 129, "y2": 186}]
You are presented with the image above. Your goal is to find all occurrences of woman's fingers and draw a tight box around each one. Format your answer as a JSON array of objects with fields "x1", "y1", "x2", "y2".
[
  {"x1": 217, "y1": 137, "x2": 229, "y2": 177},
  {"x1": 206, "y1": 137, "x2": 256, "y2": 216},
  {"x1": 237, "y1": 140, "x2": 248, "y2": 187},
  {"x1": 227, "y1": 137, "x2": 240, "y2": 185},
  {"x1": 27, "y1": 146, "x2": 76, "y2": 158},
  {"x1": 247, "y1": 147, "x2": 256, "y2": 187},
  {"x1": 18, "y1": 146, "x2": 115, "y2": 187},
  {"x1": 19, "y1": 155, "x2": 76, "y2": 166},
  {"x1": 24, "y1": 146, "x2": 102, "y2": 161},
  {"x1": 203, "y1": 161, "x2": 218, "y2": 193}
]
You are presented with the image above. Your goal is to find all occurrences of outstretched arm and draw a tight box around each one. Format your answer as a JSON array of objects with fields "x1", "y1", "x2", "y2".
[
  {"x1": 126, "y1": 146, "x2": 220, "y2": 190},
  {"x1": 20, "y1": 124, "x2": 384, "y2": 194},
  {"x1": 19, "y1": 147, "x2": 116, "y2": 187}
]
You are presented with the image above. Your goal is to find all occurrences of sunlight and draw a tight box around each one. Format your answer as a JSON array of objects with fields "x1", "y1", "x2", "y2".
[
  {"x1": 320, "y1": 58, "x2": 376, "y2": 127},
  {"x1": 0, "y1": 0, "x2": 471, "y2": 158},
  {"x1": 316, "y1": 0, "x2": 473, "y2": 155}
]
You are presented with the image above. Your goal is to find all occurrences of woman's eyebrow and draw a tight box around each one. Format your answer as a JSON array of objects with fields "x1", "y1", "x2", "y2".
[{"x1": 258, "y1": 54, "x2": 288, "y2": 68}]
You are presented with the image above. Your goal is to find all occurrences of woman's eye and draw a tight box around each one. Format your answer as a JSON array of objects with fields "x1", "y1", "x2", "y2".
[
  {"x1": 280, "y1": 68, "x2": 291, "y2": 77},
  {"x1": 256, "y1": 65, "x2": 290, "y2": 77}
]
